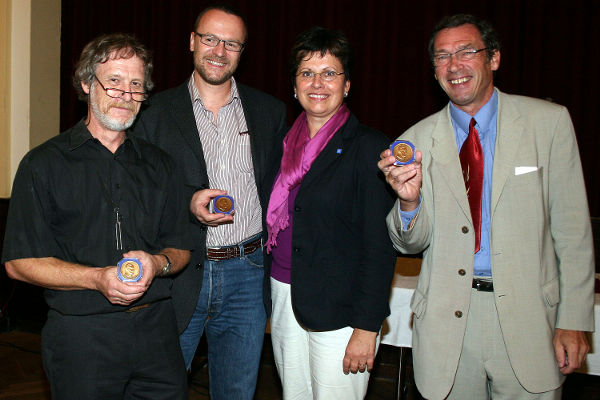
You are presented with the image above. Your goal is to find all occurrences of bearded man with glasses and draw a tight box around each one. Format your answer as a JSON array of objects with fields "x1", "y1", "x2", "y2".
[
  {"x1": 133, "y1": 4, "x2": 286, "y2": 400},
  {"x1": 2, "y1": 33, "x2": 192, "y2": 399},
  {"x1": 378, "y1": 13, "x2": 594, "y2": 399}
]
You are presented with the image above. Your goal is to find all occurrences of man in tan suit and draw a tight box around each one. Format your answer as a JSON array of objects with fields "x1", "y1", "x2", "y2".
[{"x1": 379, "y1": 14, "x2": 595, "y2": 399}]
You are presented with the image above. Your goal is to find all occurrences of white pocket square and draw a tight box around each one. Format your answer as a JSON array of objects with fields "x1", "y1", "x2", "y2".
[{"x1": 515, "y1": 166, "x2": 538, "y2": 175}]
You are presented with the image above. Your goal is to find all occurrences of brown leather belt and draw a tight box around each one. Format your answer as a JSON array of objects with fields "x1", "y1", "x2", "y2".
[
  {"x1": 206, "y1": 237, "x2": 262, "y2": 261},
  {"x1": 472, "y1": 278, "x2": 494, "y2": 292}
]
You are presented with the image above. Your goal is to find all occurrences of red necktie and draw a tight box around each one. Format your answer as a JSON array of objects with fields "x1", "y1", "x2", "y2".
[{"x1": 460, "y1": 118, "x2": 483, "y2": 253}]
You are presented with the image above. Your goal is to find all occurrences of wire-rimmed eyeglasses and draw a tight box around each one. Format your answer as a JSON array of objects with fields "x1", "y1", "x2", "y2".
[
  {"x1": 93, "y1": 75, "x2": 148, "y2": 102},
  {"x1": 194, "y1": 32, "x2": 245, "y2": 52},
  {"x1": 432, "y1": 48, "x2": 489, "y2": 67},
  {"x1": 296, "y1": 70, "x2": 345, "y2": 82}
]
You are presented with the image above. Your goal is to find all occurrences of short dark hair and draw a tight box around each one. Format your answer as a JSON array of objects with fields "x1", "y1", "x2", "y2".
[
  {"x1": 428, "y1": 14, "x2": 500, "y2": 62},
  {"x1": 193, "y1": 3, "x2": 248, "y2": 42},
  {"x1": 289, "y1": 26, "x2": 353, "y2": 86},
  {"x1": 72, "y1": 33, "x2": 153, "y2": 101}
]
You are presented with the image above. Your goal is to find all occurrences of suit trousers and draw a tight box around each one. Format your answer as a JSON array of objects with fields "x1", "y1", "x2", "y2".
[
  {"x1": 42, "y1": 299, "x2": 187, "y2": 400},
  {"x1": 447, "y1": 288, "x2": 561, "y2": 400},
  {"x1": 270, "y1": 277, "x2": 376, "y2": 400}
]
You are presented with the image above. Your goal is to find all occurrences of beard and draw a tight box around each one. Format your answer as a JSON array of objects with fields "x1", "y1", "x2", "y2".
[
  {"x1": 194, "y1": 55, "x2": 239, "y2": 85},
  {"x1": 89, "y1": 86, "x2": 137, "y2": 132}
]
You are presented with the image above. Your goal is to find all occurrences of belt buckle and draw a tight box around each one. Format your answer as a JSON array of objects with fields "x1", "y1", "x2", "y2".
[{"x1": 229, "y1": 246, "x2": 238, "y2": 259}]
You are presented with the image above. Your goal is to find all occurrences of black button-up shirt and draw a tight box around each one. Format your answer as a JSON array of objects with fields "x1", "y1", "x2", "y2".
[{"x1": 2, "y1": 120, "x2": 191, "y2": 315}]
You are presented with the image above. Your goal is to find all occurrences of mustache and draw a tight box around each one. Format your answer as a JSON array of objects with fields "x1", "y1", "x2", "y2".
[{"x1": 110, "y1": 102, "x2": 136, "y2": 112}]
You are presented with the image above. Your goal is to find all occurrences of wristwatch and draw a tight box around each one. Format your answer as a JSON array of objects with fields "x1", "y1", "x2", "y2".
[{"x1": 159, "y1": 253, "x2": 172, "y2": 276}]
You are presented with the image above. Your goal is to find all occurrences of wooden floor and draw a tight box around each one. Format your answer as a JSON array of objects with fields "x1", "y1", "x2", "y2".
[{"x1": 1, "y1": 326, "x2": 599, "y2": 399}]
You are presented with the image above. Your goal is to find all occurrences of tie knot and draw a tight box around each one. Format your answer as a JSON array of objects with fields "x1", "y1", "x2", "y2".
[{"x1": 470, "y1": 118, "x2": 477, "y2": 131}]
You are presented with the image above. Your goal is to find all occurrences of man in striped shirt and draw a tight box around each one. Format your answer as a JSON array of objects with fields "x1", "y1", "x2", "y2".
[{"x1": 133, "y1": 4, "x2": 286, "y2": 400}]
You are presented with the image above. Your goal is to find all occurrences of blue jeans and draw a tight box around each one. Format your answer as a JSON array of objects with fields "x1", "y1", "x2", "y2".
[{"x1": 179, "y1": 243, "x2": 267, "y2": 400}]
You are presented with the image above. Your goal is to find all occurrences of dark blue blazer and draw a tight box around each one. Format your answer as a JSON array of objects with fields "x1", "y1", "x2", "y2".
[
  {"x1": 133, "y1": 79, "x2": 286, "y2": 333},
  {"x1": 264, "y1": 114, "x2": 397, "y2": 332}
]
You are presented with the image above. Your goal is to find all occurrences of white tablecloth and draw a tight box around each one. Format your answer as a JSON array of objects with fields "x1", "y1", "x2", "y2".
[
  {"x1": 381, "y1": 273, "x2": 417, "y2": 348},
  {"x1": 381, "y1": 271, "x2": 600, "y2": 377}
]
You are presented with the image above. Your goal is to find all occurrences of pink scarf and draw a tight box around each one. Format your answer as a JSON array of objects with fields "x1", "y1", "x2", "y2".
[{"x1": 266, "y1": 104, "x2": 350, "y2": 252}]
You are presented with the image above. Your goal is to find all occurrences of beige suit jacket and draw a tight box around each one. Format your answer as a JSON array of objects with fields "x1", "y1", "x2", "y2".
[{"x1": 387, "y1": 90, "x2": 595, "y2": 399}]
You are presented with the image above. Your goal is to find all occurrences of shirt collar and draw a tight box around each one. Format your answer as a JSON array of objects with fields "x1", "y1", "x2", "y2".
[
  {"x1": 188, "y1": 73, "x2": 240, "y2": 107},
  {"x1": 68, "y1": 119, "x2": 141, "y2": 157},
  {"x1": 449, "y1": 88, "x2": 498, "y2": 134}
]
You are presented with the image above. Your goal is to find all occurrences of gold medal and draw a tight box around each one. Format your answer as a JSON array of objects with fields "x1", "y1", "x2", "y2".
[
  {"x1": 215, "y1": 196, "x2": 233, "y2": 213},
  {"x1": 393, "y1": 143, "x2": 414, "y2": 163},
  {"x1": 390, "y1": 140, "x2": 415, "y2": 165},
  {"x1": 211, "y1": 195, "x2": 234, "y2": 214},
  {"x1": 117, "y1": 258, "x2": 142, "y2": 282}
]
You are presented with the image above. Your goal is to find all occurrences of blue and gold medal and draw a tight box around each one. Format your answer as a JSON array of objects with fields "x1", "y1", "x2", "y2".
[
  {"x1": 210, "y1": 195, "x2": 234, "y2": 215},
  {"x1": 390, "y1": 140, "x2": 415, "y2": 166},
  {"x1": 117, "y1": 258, "x2": 143, "y2": 282}
]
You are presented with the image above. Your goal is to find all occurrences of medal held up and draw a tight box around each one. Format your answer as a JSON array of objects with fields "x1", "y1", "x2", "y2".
[{"x1": 390, "y1": 140, "x2": 415, "y2": 166}]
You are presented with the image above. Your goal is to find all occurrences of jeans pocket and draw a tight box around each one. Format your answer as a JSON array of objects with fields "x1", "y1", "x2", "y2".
[{"x1": 244, "y1": 248, "x2": 264, "y2": 269}]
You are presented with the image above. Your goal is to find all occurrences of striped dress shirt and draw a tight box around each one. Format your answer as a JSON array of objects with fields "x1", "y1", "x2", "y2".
[{"x1": 189, "y1": 75, "x2": 262, "y2": 247}]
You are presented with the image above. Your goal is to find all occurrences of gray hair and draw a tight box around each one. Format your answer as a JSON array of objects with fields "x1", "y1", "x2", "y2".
[{"x1": 72, "y1": 33, "x2": 153, "y2": 101}]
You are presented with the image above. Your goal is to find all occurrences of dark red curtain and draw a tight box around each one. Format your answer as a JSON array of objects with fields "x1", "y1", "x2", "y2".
[{"x1": 60, "y1": 0, "x2": 600, "y2": 216}]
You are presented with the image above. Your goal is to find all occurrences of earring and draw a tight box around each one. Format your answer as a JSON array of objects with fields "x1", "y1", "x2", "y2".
[
  {"x1": 344, "y1": 92, "x2": 348, "y2": 98},
  {"x1": 294, "y1": 93, "x2": 297, "y2": 99}
]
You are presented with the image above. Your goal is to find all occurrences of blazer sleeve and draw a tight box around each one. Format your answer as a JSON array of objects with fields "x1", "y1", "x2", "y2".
[{"x1": 547, "y1": 106, "x2": 595, "y2": 331}]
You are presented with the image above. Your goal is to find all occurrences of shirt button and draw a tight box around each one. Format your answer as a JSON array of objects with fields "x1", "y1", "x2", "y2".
[
  {"x1": 462, "y1": 226, "x2": 469, "y2": 234},
  {"x1": 458, "y1": 269, "x2": 466, "y2": 276},
  {"x1": 455, "y1": 311, "x2": 463, "y2": 318}
]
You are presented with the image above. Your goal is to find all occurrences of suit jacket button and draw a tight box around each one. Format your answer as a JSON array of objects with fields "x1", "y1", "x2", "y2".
[
  {"x1": 196, "y1": 263, "x2": 203, "y2": 269},
  {"x1": 294, "y1": 206, "x2": 301, "y2": 212},
  {"x1": 455, "y1": 310, "x2": 463, "y2": 318},
  {"x1": 458, "y1": 269, "x2": 466, "y2": 276},
  {"x1": 461, "y1": 226, "x2": 469, "y2": 234}
]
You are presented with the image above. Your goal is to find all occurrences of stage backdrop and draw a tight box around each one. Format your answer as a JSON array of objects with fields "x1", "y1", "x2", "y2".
[{"x1": 59, "y1": 0, "x2": 599, "y2": 216}]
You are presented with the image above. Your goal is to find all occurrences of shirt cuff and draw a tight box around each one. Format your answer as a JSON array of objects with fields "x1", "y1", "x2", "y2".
[{"x1": 399, "y1": 198, "x2": 421, "y2": 231}]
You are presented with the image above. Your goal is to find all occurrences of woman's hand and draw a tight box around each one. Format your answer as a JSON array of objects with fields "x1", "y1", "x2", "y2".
[{"x1": 343, "y1": 328, "x2": 378, "y2": 374}]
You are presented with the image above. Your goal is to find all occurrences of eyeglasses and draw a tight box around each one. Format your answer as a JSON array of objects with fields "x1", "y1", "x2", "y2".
[
  {"x1": 93, "y1": 75, "x2": 148, "y2": 102},
  {"x1": 432, "y1": 48, "x2": 489, "y2": 67},
  {"x1": 297, "y1": 70, "x2": 345, "y2": 82},
  {"x1": 194, "y1": 32, "x2": 245, "y2": 52}
]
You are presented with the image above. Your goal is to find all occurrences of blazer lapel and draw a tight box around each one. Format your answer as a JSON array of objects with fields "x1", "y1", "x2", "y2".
[
  {"x1": 430, "y1": 107, "x2": 471, "y2": 220},
  {"x1": 238, "y1": 84, "x2": 269, "y2": 187},
  {"x1": 300, "y1": 114, "x2": 358, "y2": 189},
  {"x1": 490, "y1": 91, "x2": 523, "y2": 215},
  {"x1": 168, "y1": 81, "x2": 206, "y2": 165}
]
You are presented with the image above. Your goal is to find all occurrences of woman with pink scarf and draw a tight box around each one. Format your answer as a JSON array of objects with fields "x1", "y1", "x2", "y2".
[{"x1": 264, "y1": 26, "x2": 396, "y2": 399}]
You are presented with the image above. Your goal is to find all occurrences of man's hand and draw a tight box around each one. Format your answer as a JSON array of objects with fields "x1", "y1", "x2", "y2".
[
  {"x1": 95, "y1": 250, "x2": 164, "y2": 306},
  {"x1": 93, "y1": 265, "x2": 146, "y2": 306},
  {"x1": 377, "y1": 149, "x2": 423, "y2": 211},
  {"x1": 553, "y1": 328, "x2": 590, "y2": 374},
  {"x1": 190, "y1": 188, "x2": 234, "y2": 226},
  {"x1": 343, "y1": 329, "x2": 377, "y2": 374}
]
